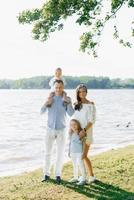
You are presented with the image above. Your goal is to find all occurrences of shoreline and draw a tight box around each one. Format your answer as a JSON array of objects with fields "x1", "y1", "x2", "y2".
[{"x1": 1, "y1": 142, "x2": 134, "y2": 178}]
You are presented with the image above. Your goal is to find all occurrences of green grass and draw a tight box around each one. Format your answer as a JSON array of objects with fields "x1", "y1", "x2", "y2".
[{"x1": 0, "y1": 145, "x2": 134, "y2": 200}]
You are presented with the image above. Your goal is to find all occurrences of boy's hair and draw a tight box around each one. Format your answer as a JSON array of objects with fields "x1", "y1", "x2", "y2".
[
  {"x1": 54, "y1": 79, "x2": 64, "y2": 85},
  {"x1": 55, "y1": 67, "x2": 62, "y2": 72},
  {"x1": 70, "y1": 119, "x2": 82, "y2": 134}
]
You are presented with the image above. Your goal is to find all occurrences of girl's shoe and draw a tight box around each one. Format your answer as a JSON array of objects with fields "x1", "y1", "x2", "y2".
[
  {"x1": 76, "y1": 180, "x2": 86, "y2": 186},
  {"x1": 78, "y1": 176, "x2": 86, "y2": 181},
  {"x1": 87, "y1": 176, "x2": 96, "y2": 184},
  {"x1": 69, "y1": 177, "x2": 78, "y2": 183}
]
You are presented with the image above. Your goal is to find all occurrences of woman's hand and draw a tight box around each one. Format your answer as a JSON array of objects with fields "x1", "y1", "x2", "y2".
[
  {"x1": 82, "y1": 153, "x2": 87, "y2": 159},
  {"x1": 79, "y1": 130, "x2": 86, "y2": 139}
]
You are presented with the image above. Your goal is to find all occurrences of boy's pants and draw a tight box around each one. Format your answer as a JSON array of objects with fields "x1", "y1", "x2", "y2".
[
  {"x1": 43, "y1": 127, "x2": 66, "y2": 177},
  {"x1": 70, "y1": 153, "x2": 86, "y2": 181}
]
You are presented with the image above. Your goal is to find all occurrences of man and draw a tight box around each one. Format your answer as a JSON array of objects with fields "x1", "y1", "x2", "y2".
[{"x1": 40, "y1": 79, "x2": 74, "y2": 184}]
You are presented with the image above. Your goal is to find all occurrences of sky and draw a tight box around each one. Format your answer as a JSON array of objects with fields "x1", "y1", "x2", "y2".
[{"x1": 0, "y1": 0, "x2": 134, "y2": 80}]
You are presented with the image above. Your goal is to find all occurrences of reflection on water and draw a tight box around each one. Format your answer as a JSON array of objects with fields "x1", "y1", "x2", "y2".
[{"x1": 0, "y1": 89, "x2": 134, "y2": 177}]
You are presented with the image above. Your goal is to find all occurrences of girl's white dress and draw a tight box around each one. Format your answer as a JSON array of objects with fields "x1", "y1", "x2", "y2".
[{"x1": 72, "y1": 103, "x2": 96, "y2": 144}]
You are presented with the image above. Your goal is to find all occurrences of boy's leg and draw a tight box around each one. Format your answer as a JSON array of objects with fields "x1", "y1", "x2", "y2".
[
  {"x1": 55, "y1": 129, "x2": 66, "y2": 177},
  {"x1": 49, "y1": 91, "x2": 55, "y2": 98},
  {"x1": 63, "y1": 91, "x2": 71, "y2": 104},
  {"x1": 63, "y1": 91, "x2": 67, "y2": 97},
  {"x1": 46, "y1": 92, "x2": 55, "y2": 107}
]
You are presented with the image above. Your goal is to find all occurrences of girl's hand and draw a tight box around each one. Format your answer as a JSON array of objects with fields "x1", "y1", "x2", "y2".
[{"x1": 79, "y1": 130, "x2": 86, "y2": 139}]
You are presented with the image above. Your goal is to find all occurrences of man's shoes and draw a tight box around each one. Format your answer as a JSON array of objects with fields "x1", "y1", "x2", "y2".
[
  {"x1": 41, "y1": 175, "x2": 50, "y2": 182},
  {"x1": 56, "y1": 176, "x2": 61, "y2": 184}
]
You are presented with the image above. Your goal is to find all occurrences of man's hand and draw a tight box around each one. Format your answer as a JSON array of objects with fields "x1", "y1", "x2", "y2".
[{"x1": 79, "y1": 130, "x2": 86, "y2": 139}]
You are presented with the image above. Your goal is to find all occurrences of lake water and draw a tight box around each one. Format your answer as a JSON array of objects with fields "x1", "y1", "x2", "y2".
[{"x1": 0, "y1": 89, "x2": 134, "y2": 177}]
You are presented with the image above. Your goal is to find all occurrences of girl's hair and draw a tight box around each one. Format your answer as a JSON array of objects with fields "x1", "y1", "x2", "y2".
[
  {"x1": 70, "y1": 119, "x2": 82, "y2": 134},
  {"x1": 74, "y1": 84, "x2": 88, "y2": 111}
]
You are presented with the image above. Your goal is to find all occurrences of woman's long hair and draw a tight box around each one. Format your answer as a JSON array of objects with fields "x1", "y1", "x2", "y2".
[{"x1": 74, "y1": 84, "x2": 88, "y2": 111}]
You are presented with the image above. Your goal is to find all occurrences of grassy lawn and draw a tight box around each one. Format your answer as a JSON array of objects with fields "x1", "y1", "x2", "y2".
[{"x1": 0, "y1": 145, "x2": 134, "y2": 200}]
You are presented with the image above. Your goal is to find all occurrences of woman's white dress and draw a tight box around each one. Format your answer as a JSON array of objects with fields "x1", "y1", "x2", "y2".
[{"x1": 72, "y1": 103, "x2": 96, "y2": 144}]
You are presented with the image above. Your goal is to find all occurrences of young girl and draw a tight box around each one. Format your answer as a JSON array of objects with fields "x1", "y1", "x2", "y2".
[{"x1": 68, "y1": 119, "x2": 86, "y2": 185}]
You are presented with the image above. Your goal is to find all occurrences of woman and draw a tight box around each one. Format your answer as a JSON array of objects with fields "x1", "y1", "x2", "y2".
[{"x1": 72, "y1": 84, "x2": 96, "y2": 184}]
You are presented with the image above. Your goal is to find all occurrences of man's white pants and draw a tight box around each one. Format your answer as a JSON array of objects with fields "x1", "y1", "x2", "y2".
[
  {"x1": 43, "y1": 127, "x2": 66, "y2": 177},
  {"x1": 70, "y1": 153, "x2": 86, "y2": 181}
]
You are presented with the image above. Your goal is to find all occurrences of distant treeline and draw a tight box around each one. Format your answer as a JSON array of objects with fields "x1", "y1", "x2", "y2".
[{"x1": 0, "y1": 76, "x2": 134, "y2": 89}]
